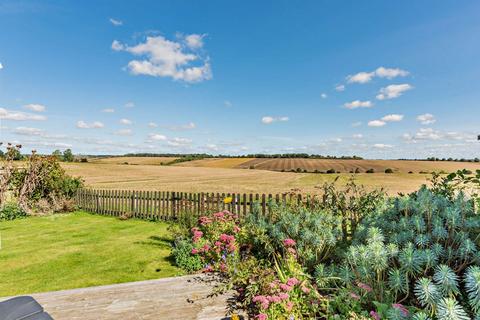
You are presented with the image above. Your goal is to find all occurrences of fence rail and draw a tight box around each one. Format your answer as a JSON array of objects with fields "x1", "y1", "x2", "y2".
[{"x1": 75, "y1": 189, "x2": 314, "y2": 221}]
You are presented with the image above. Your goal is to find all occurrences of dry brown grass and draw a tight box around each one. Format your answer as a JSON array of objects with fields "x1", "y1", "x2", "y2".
[
  {"x1": 173, "y1": 157, "x2": 254, "y2": 168},
  {"x1": 62, "y1": 160, "x2": 479, "y2": 195}
]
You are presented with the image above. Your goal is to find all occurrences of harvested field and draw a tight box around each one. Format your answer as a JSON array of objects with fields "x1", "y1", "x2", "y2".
[
  {"x1": 235, "y1": 158, "x2": 480, "y2": 173},
  {"x1": 173, "y1": 157, "x2": 254, "y2": 168},
  {"x1": 62, "y1": 162, "x2": 477, "y2": 195},
  {"x1": 89, "y1": 156, "x2": 177, "y2": 165}
]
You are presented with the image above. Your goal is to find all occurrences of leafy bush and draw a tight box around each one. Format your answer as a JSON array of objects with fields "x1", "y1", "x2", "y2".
[
  {"x1": 335, "y1": 186, "x2": 480, "y2": 318},
  {"x1": 366, "y1": 169, "x2": 375, "y2": 173},
  {"x1": 0, "y1": 202, "x2": 27, "y2": 221},
  {"x1": 244, "y1": 202, "x2": 342, "y2": 271},
  {"x1": 326, "y1": 169, "x2": 336, "y2": 174},
  {"x1": 171, "y1": 239, "x2": 203, "y2": 272},
  {"x1": 385, "y1": 168, "x2": 394, "y2": 174}
]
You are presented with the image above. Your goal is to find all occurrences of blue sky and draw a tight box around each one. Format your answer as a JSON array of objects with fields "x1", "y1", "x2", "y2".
[{"x1": 0, "y1": 0, "x2": 479, "y2": 158}]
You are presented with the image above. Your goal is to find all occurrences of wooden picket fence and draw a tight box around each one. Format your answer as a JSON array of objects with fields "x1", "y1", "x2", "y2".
[{"x1": 75, "y1": 189, "x2": 313, "y2": 221}]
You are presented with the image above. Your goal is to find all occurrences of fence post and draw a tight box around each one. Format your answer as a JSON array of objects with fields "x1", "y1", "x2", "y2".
[
  {"x1": 171, "y1": 191, "x2": 176, "y2": 219},
  {"x1": 130, "y1": 191, "x2": 135, "y2": 217}
]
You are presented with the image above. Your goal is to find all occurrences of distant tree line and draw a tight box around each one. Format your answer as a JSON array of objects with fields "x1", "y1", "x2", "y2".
[
  {"x1": 121, "y1": 153, "x2": 364, "y2": 160},
  {"x1": 398, "y1": 157, "x2": 480, "y2": 163}
]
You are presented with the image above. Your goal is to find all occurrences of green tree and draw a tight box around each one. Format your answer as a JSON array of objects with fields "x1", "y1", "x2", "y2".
[
  {"x1": 52, "y1": 149, "x2": 63, "y2": 160},
  {"x1": 63, "y1": 149, "x2": 74, "y2": 162}
]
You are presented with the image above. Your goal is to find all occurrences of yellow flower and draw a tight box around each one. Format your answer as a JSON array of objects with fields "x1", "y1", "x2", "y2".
[
  {"x1": 223, "y1": 196, "x2": 233, "y2": 204},
  {"x1": 231, "y1": 314, "x2": 240, "y2": 320}
]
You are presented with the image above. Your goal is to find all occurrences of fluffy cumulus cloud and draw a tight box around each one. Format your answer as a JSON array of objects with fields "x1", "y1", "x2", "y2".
[
  {"x1": 102, "y1": 108, "x2": 115, "y2": 113},
  {"x1": 148, "y1": 133, "x2": 167, "y2": 141},
  {"x1": 184, "y1": 34, "x2": 205, "y2": 49},
  {"x1": 76, "y1": 120, "x2": 104, "y2": 129},
  {"x1": 417, "y1": 113, "x2": 436, "y2": 125},
  {"x1": 335, "y1": 84, "x2": 345, "y2": 92},
  {"x1": 119, "y1": 118, "x2": 132, "y2": 125},
  {"x1": 347, "y1": 67, "x2": 409, "y2": 84},
  {"x1": 352, "y1": 133, "x2": 363, "y2": 139},
  {"x1": 321, "y1": 93, "x2": 327, "y2": 99},
  {"x1": 148, "y1": 122, "x2": 158, "y2": 128},
  {"x1": 402, "y1": 128, "x2": 476, "y2": 143},
  {"x1": 381, "y1": 114, "x2": 404, "y2": 122},
  {"x1": 344, "y1": 100, "x2": 373, "y2": 109},
  {"x1": 0, "y1": 62, "x2": 3, "y2": 69},
  {"x1": 0, "y1": 108, "x2": 47, "y2": 121},
  {"x1": 112, "y1": 34, "x2": 212, "y2": 83},
  {"x1": 167, "y1": 137, "x2": 192, "y2": 147},
  {"x1": 109, "y1": 18, "x2": 123, "y2": 26},
  {"x1": 23, "y1": 104, "x2": 46, "y2": 112},
  {"x1": 368, "y1": 120, "x2": 386, "y2": 127},
  {"x1": 261, "y1": 116, "x2": 289, "y2": 124},
  {"x1": 376, "y1": 84, "x2": 413, "y2": 100}
]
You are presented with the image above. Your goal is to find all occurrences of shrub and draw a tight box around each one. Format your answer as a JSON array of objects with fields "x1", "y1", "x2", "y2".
[
  {"x1": 171, "y1": 239, "x2": 203, "y2": 272},
  {"x1": 408, "y1": 171, "x2": 414, "y2": 174},
  {"x1": 355, "y1": 168, "x2": 361, "y2": 173},
  {"x1": 366, "y1": 169, "x2": 375, "y2": 173},
  {"x1": 0, "y1": 202, "x2": 27, "y2": 221},
  {"x1": 385, "y1": 168, "x2": 394, "y2": 174},
  {"x1": 244, "y1": 202, "x2": 342, "y2": 271},
  {"x1": 326, "y1": 169, "x2": 336, "y2": 174},
  {"x1": 336, "y1": 187, "x2": 480, "y2": 317}
]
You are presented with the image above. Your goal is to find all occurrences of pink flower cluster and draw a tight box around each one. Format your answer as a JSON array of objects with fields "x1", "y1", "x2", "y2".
[
  {"x1": 283, "y1": 238, "x2": 296, "y2": 247},
  {"x1": 255, "y1": 314, "x2": 267, "y2": 320},
  {"x1": 191, "y1": 227, "x2": 203, "y2": 243},
  {"x1": 370, "y1": 311, "x2": 380, "y2": 320},
  {"x1": 253, "y1": 293, "x2": 291, "y2": 310}
]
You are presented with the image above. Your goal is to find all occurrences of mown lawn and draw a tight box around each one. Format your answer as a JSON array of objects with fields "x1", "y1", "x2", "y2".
[{"x1": 0, "y1": 211, "x2": 182, "y2": 296}]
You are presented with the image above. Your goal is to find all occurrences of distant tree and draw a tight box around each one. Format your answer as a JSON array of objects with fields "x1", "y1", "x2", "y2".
[
  {"x1": 63, "y1": 149, "x2": 74, "y2": 162},
  {"x1": 366, "y1": 168, "x2": 375, "y2": 173},
  {"x1": 0, "y1": 150, "x2": 4, "y2": 159},
  {"x1": 385, "y1": 168, "x2": 394, "y2": 174},
  {"x1": 52, "y1": 149, "x2": 63, "y2": 160}
]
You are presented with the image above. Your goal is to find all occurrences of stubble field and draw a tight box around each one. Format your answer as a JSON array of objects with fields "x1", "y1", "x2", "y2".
[{"x1": 62, "y1": 157, "x2": 480, "y2": 195}]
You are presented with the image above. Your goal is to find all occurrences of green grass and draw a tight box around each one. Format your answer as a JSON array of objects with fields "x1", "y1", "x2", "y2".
[{"x1": 0, "y1": 211, "x2": 182, "y2": 296}]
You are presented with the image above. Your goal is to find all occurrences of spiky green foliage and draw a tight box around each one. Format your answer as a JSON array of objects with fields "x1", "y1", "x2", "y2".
[
  {"x1": 412, "y1": 312, "x2": 431, "y2": 320},
  {"x1": 245, "y1": 201, "x2": 342, "y2": 270},
  {"x1": 433, "y1": 265, "x2": 459, "y2": 297},
  {"x1": 414, "y1": 278, "x2": 441, "y2": 310},
  {"x1": 465, "y1": 266, "x2": 480, "y2": 314},
  {"x1": 436, "y1": 297, "x2": 470, "y2": 320}
]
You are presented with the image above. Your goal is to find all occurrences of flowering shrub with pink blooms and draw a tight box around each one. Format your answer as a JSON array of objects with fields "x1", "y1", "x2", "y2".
[{"x1": 190, "y1": 210, "x2": 241, "y2": 273}]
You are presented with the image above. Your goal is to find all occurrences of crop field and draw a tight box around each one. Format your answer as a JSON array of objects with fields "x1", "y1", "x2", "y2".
[{"x1": 62, "y1": 158, "x2": 480, "y2": 195}]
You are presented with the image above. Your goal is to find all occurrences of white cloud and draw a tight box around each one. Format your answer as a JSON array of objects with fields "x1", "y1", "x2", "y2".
[
  {"x1": 416, "y1": 113, "x2": 436, "y2": 125},
  {"x1": 115, "y1": 129, "x2": 133, "y2": 136},
  {"x1": 224, "y1": 100, "x2": 232, "y2": 107},
  {"x1": 23, "y1": 104, "x2": 46, "y2": 112},
  {"x1": 112, "y1": 35, "x2": 212, "y2": 83},
  {"x1": 124, "y1": 102, "x2": 135, "y2": 108},
  {"x1": 321, "y1": 93, "x2": 327, "y2": 99},
  {"x1": 167, "y1": 137, "x2": 192, "y2": 147},
  {"x1": 352, "y1": 133, "x2": 363, "y2": 139},
  {"x1": 149, "y1": 133, "x2": 167, "y2": 141},
  {"x1": 344, "y1": 100, "x2": 373, "y2": 109},
  {"x1": 102, "y1": 108, "x2": 115, "y2": 113},
  {"x1": 0, "y1": 108, "x2": 47, "y2": 121},
  {"x1": 375, "y1": 67, "x2": 409, "y2": 79},
  {"x1": 373, "y1": 143, "x2": 393, "y2": 148},
  {"x1": 148, "y1": 122, "x2": 158, "y2": 128},
  {"x1": 261, "y1": 116, "x2": 289, "y2": 124},
  {"x1": 376, "y1": 84, "x2": 413, "y2": 100},
  {"x1": 184, "y1": 34, "x2": 205, "y2": 49},
  {"x1": 109, "y1": 18, "x2": 123, "y2": 26},
  {"x1": 335, "y1": 84, "x2": 345, "y2": 92},
  {"x1": 0, "y1": 62, "x2": 3, "y2": 69},
  {"x1": 119, "y1": 118, "x2": 132, "y2": 125},
  {"x1": 14, "y1": 126, "x2": 44, "y2": 136},
  {"x1": 76, "y1": 120, "x2": 104, "y2": 129},
  {"x1": 381, "y1": 114, "x2": 404, "y2": 122},
  {"x1": 347, "y1": 71, "x2": 375, "y2": 84},
  {"x1": 368, "y1": 120, "x2": 386, "y2": 127},
  {"x1": 347, "y1": 67, "x2": 409, "y2": 84}
]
